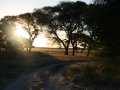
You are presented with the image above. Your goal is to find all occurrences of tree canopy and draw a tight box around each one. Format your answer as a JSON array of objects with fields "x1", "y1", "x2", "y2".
[
  {"x1": 33, "y1": 1, "x2": 88, "y2": 55},
  {"x1": 0, "y1": 0, "x2": 119, "y2": 56}
]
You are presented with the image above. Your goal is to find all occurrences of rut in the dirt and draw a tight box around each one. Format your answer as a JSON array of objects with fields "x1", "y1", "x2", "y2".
[{"x1": 4, "y1": 62, "x2": 76, "y2": 90}]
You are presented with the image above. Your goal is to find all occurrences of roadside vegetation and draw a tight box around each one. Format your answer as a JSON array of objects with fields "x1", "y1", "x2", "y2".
[
  {"x1": 0, "y1": 50, "x2": 62, "y2": 89},
  {"x1": 65, "y1": 58, "x2": 120, "y2": 88}
]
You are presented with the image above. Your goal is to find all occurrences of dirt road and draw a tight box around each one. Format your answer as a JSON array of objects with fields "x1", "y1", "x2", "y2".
[{"x1": 4, "y1": 61, "x2": 80, "y2": 90}]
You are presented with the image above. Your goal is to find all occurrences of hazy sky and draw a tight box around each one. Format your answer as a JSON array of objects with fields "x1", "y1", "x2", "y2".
[{"x1": 0, "y1": 0, "x2": 92, "y2": 19}]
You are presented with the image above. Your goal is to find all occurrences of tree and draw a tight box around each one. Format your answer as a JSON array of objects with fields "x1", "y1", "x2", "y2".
[
  {"x1": 85, "y1": 0, "x2": 120, "y2": 56},
  {"x1": 0, "y1": 29, "x2": 6, "y2": 52},
  {"x1": 17, "y1": 13, "x2": 41, "y2": 52},
  {"x1": 0, "y1": 16, "x2": 20, "y2": 52},
  {"x1": 34, "y1": 1, "x2": 87, "y2": 55},
  {"x1": 93, "y1": 0, "x2": 119, "y2": 4}
]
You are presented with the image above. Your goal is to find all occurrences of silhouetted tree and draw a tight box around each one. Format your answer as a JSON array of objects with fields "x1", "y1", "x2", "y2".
[
  {"x1": 34, "y1": 1, "x2": 87, "y2": 55},
  {"x1": 0, "y1": 16, "x2": 20, "y2": 52},
  {"x1": 17, "y1": 13, "x2": 41, "y2": 52},
  {"x1": 93, "y1": 0, "x2": 119, "y2": 4},
  {"x1": 71, "y1": 33, "x2": 79, "y2": 55},
  {"x1": 0, "y1": 29, "x2": 6, "y2": 52},
  {"x1": 85, "y1": 0, "x2": 120, "y2": 56}
]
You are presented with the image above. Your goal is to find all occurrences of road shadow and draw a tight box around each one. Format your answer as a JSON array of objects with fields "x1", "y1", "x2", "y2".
[{"x1": 0, "y1": 51, "x2": 64, "y2": 90}]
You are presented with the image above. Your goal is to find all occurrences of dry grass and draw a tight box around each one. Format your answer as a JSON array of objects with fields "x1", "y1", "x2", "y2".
[
  {"x1": 0, "y1": 48, "x2": 98, "y2": 89},
  {"x1": 31, "y1": 48, "x2": 96, "y2": 61}
]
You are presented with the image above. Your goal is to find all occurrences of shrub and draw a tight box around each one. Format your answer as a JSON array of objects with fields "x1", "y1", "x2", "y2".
[{"x1": 65, "y1": 63, "x2": 120, "y2": 88}]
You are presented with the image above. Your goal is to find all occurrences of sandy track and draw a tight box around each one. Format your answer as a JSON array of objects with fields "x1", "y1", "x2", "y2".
[{"x1": 4, "y1": 61, "x2": 79, "y2": 90}]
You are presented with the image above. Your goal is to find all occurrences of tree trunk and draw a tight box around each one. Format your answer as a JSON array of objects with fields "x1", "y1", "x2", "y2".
[
  {"x1": 87, "y1": 37, "x2": 93, "y2": 56},
  {"x1": 64, "y1": 47, "x2": 69, "y2": 55},
  {"x1": 81, "y1": 43, "x2": 86, "y2": 53},
  {"x1": 71, "y1": 41, "x2": 76, "y2": 56},
  {"x1": 64, "y1": 39, "x2": 70, "y2": 55},
  {"x1": 28, "y1": 47, "x2": 31, "y2": 53},
  {"x1": 87, "y1": 41, "x2": 92, "y2": 56},
  {"x1": 26, "y1": 48, "x2": 29, "y2": 53},
  {"x1": 28, "y1": 41, "x2": 32, "y2": 53},
  {"x1": 75, "y1": 42, "x2": 78, "y2": 53},
  {"x1": 87, "y1": 46, "x2": 91, "y2": 56},
  {"x1": 72, "y1": 46, "x2": 75, "y2": 56}
]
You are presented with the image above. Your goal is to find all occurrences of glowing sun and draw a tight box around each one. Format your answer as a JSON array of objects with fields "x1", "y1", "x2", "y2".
[{"x1": 15, "y1": 24, "x2": 29, "y2": 39}]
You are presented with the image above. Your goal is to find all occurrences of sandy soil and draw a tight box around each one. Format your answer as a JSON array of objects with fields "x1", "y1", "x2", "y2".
[
  {"x1": 4, "y1": 61, "x2": 83, "y2": 90},
  {"x1": 3, "y1": 48, "x2": 93, "y2": 90},
  {"x1": 3, "y1": 48, "x2": 119, "y2": 90}
]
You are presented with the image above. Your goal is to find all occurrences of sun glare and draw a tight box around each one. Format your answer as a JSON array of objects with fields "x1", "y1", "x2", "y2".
[
  {"x1": 33, "y1": 33, "x2": 48, "y2": 47},
  {"x1": 15, "y1": 24, "x2": 49, "y2": 47},
  {"x1": 15, "y1": 25, "x2": 65, "y2": 48},
  {"x1": 15, "y1": 24, "x2": 29, "y2": 39}
]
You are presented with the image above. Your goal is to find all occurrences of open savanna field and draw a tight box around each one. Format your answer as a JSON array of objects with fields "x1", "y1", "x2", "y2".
[
  {"x1": 31, "y1": 48, "x2": 96, "y2": 60},
  {"x1": 0, "y1": 48, "x2": 120, "y2": 90}
]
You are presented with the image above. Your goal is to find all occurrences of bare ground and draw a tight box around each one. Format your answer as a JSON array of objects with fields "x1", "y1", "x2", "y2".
[
  {"x1": 4, "y1": 61, "x2": 88, "y2": 90},
  {"x1": 3, "y1": 48, "x2": 93, "y2": 90}
]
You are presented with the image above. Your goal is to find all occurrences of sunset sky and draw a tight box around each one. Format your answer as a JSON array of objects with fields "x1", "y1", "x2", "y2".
[{"x1": 0, "y1": 0, "x2": 92, "y2": 19}]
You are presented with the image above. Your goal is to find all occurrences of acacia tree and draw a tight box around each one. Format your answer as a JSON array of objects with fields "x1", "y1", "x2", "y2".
[
  {"x1": 0, "y1": 16, "x2": 17, "y2": 38},
  {"x1": 0, "y1": 16, "x2": 20, "y2": 52},
  {"x1": 93, "y1": 0, "x2": 118, "y2": 4},
  {"x1": 85, "y1": 0, "x2": 120, "y2": 56},
  {"x1": 34, "y1": 1, "x2": 87, "y2": 55},
  {"x1": 17, "y1": 13, "x2": 41, "y2": 52}
]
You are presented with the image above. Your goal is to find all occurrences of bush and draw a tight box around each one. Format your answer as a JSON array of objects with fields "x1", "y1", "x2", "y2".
[{"x1": 65, "y1": 62, "x2": 120, "y2": 88}]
